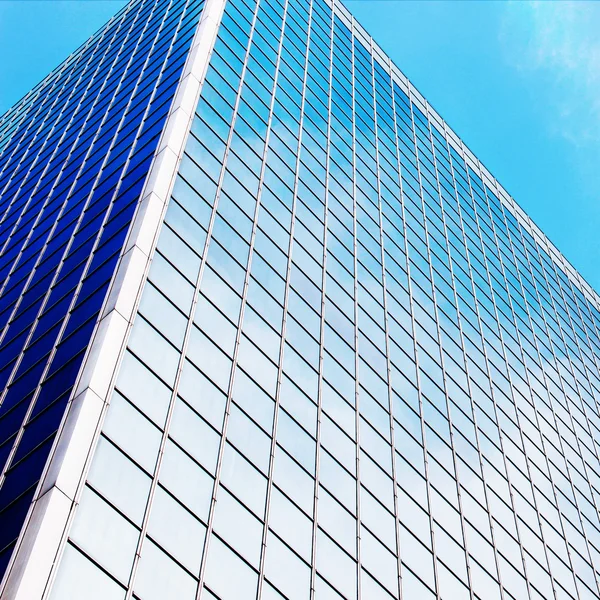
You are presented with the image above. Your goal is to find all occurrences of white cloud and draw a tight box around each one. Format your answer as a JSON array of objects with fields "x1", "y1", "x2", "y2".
[{"x1": 501, "y1": 1, "x2": 600, "y2": 145}]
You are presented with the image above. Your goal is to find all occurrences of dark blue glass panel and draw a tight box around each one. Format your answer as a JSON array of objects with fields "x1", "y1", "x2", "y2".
[{"x1": 0, "y1": 491, "x2": 34, "y2": 554}]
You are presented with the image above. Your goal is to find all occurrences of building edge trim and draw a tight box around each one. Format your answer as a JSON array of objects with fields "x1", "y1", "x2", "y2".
[{"x1": 0, "y1": 1, "x2": 227, "y2": 598}]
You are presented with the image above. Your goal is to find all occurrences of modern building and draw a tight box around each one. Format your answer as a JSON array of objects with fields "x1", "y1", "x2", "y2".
[{"x1": 0, "y1": 0, "x2": 600, "y2": 598}]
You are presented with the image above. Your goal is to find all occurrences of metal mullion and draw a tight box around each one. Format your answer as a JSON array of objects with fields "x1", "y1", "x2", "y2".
[
  {"x1": 420, "y1": 124, "x2": 478, "y2": 592},
  {"x1": 567, "y1": 280, "x2": 600, "y2": 360},
  {"x1": 77, "y1": 0, "x2": 241, "y2": 594},
  {"x1": 574, "y1": 280, "x2": 600, "y2": 332},
  {"x1": 258, "y1": 1, "x2": 318, "y2": 596},
  {"x1": 532, "y1": 246, "x2": 600, "y2": 457},
  {"x1": 309, "y1": 0, "x2": 334, "y2": 594},
  {"x1": 368, "y1": 46, "x2": 402, "y2": 600},
  {"x1": 0, "y1": 77, "x2": 109, "y2": 255},
  {"x1": 0, "y1": 4, "x2": 150, "y2": 296},
  {"x1": 438, "y1": 145, "x2": 536, "y2": 600},
  {"x1": 0, "y1": 0, "x2": 161, "y2": 408},
  {"x1": 521, "y1": 217, "x2": 600, "y2": 552},
  {"x1": 0, "y1": 0, "x2": 185, "y2": 590},
  {"x1": 449, "y1": 141, "x2": 552, "y2": 600},
  {"x1": 25, "y1": 0, "x2": 227, "y2": 589},
  {"x1": 132, "y1": 0, "x2": 287, "y2": 594},
  {"x1": 0, "y1": 0, "x2": 171, "y2": 410},
  {"x1": 497, "y1": 192, "x2": 600, "y2": 317},
  {"x1": 258, "y1": 0, "x2": 325, "y2": 598},
  {"x1": 552, "y1": 302, "x2": 600, "y2": 400},
  {"x1": 404, "y1": 87, "x2": 450, "y2": 600},
  {"x1": 0, "y1": 0, "x2": 132, "y2": 149},
  {"x1": 0, "y1": 35, "x2": 101, "y2": 195},
  {"x1": 434, "y1": 140, "x2": 535, "y2": 600},
  {"x1": 1, "y1": 0, "x2": 185, "y2": 484},
  {"x1": 481, "y1": 270, "x2": 567, "y2": 600},
  {"x1": 481, "y1": 173, "x2": 593, "y2": 600},
  {"x1": 514, "y1": 251, "x2": 600, "y2": 599},
  {"x1": 387, "y1": 70, "x2": 438, "y2": 599},
  {"x1": 503, "y1": 216, "x2": 595, "y2": 508},
  {"x1": 0, "y1": 0, "x2": 184, "y2": 494},
  {"x1": 348, "y1": 19, "x2": 362, "y2": 599},
  {"x1": 0, "y1": 79, "x2": 77, "y2": 210},
  {"x1": 447, "y1": 143, "x2": 556, "y2": 600}
]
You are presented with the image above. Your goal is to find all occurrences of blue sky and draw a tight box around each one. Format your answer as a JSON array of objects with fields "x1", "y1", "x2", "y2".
[
  {"x1": 0, "y1": 1, "x2": 126, "y2": 112},
  {"x1": 1, "y1": 0, "x2": 599, "y2": 291}
]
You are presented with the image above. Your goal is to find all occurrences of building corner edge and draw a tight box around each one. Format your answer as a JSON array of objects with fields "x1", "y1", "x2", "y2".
[{"x1": 0, "y1": 1, "x2": 227, "y2": 598}]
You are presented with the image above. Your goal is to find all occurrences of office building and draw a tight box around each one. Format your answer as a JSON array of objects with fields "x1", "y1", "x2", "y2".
[{"x1": 1, "y1": 0, "x2": 600, "y2": 598}]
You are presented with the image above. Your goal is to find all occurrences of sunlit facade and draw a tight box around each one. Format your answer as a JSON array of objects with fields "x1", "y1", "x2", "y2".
[{"x1": 2, "y1": 0, "x2": 600, "y2": 599}]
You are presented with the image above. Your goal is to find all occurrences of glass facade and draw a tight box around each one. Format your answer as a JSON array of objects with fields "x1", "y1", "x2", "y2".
[
  {"x1": 0, "y1": 0, "x2": 203, "y2": 582},
  {"x1": 3, "y1": 0, "x2": 600, "y2": 599}
]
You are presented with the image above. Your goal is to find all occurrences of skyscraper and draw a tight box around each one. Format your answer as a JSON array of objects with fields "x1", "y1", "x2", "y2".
[{"x1": 1, "y1": 0, "x2": 600, "y2": 598}]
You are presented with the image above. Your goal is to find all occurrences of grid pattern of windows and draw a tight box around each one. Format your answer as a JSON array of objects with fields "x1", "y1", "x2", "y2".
[
  {"x1": 50, "y1": 0, "x2": 600, "y2": 599},
  {"x1": 0, "y1": 0, "x2": 594, "y2": 598},
  {"x1": 0, "y1": 0, "x2": 203, "y2": 581}
]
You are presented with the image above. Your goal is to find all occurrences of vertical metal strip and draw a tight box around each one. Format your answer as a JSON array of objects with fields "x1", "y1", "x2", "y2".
[
  {"x1": 310, "y1": 1, "x2": 334, "y2": 596},
  {"x1": 367, "y1": 38, "x2": 403, "y2": 600}
]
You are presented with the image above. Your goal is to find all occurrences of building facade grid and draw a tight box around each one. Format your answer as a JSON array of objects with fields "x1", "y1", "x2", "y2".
[
  {"x1": 2, "y1": 0, "x2": 600, "y2": 599},
  {"x1": 52, "y1": 0, "x2": 600, "y2": 599}
]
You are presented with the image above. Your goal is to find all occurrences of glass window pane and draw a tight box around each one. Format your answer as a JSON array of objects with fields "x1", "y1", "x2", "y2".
[
  {"x1": 268, "y1": 486, "x2": 313, "y2": 561},
  {"x1": 226, "y1": 403, "x2": 271, "y2": 473},
  {"x1": 146, "y1": 487, "x2": 206, "y2": 573},
  {"x1": 115, "y1": 351, "x2": 171, "y2": 427},
  {"x1": 169, "y1": 399, "x2": 220, "y2": 475},
  {"x1": 203, "y1": 536, "x2": 258, "y2": 600},
  {"x1": 264, "y1": 532, "x2": 311, "y2": 600},
  {"x1": 134, "y1": 539, "x2": 197, "y2": 600},
  {"x1": 212, "y1": 487, "x2": 263, "y2": 567},
  {"x1": 87, "y1": 437, "x2": 151, "y2": 525},
  {"x1": 127, "y1": 317, "x2": 180, "y2": 386},
  {"x1": 49, "y1": 544, "x2": 125, "y2": 600},
  {"x1": 316, "y1": 529, "x2": 357, "y2": 600},
  {"x1": 159, "y1": 439, "x2": 213, "y2": 522},
  {"x1": 276, "y1": 410, "x2": 315, "y2": 474},
  {"x1": 70, "y1": 487, "x2": 138, "y2": 584},
  {"x1": 103, "y1": 391, "x2": 161, "y2": 473},
  {"x1": 272, "y1": 445, "x2": 314, "y2": 515},
  {"x1": 232, "y1": 369, "x2": 275, "y2": 432},
  {"x1": 178, "y1": 359, "x2": 227, "y2": 432},
  {"x1": 220, "y1": 443, "x2": 268, "y2": 518}
]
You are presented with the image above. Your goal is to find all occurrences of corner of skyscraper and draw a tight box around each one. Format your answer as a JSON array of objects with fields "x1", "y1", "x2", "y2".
[{"x1": 0, "y1": 0, "x2": 599, "y2": 599}]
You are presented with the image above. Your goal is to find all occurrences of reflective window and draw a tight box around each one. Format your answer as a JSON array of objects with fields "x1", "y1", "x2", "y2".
[
  {"x1": 146, "y1": 486, "x2": 206, "y2": 573},
  {"x1": 69, "y1": 488, "x2": 138, "y2": 585},
  {"x1": 49, "y1": 544, "x2": 125, "y2": 600},
  {"x1": 203, "y1": 536, "x2": 258, "y2": 600},
  {"x1": 134, "y1": 539, "x2": 198, "y2": 600},
  {"x1": 87, "y1": 437, "x2": 151, "y2": 525}
]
